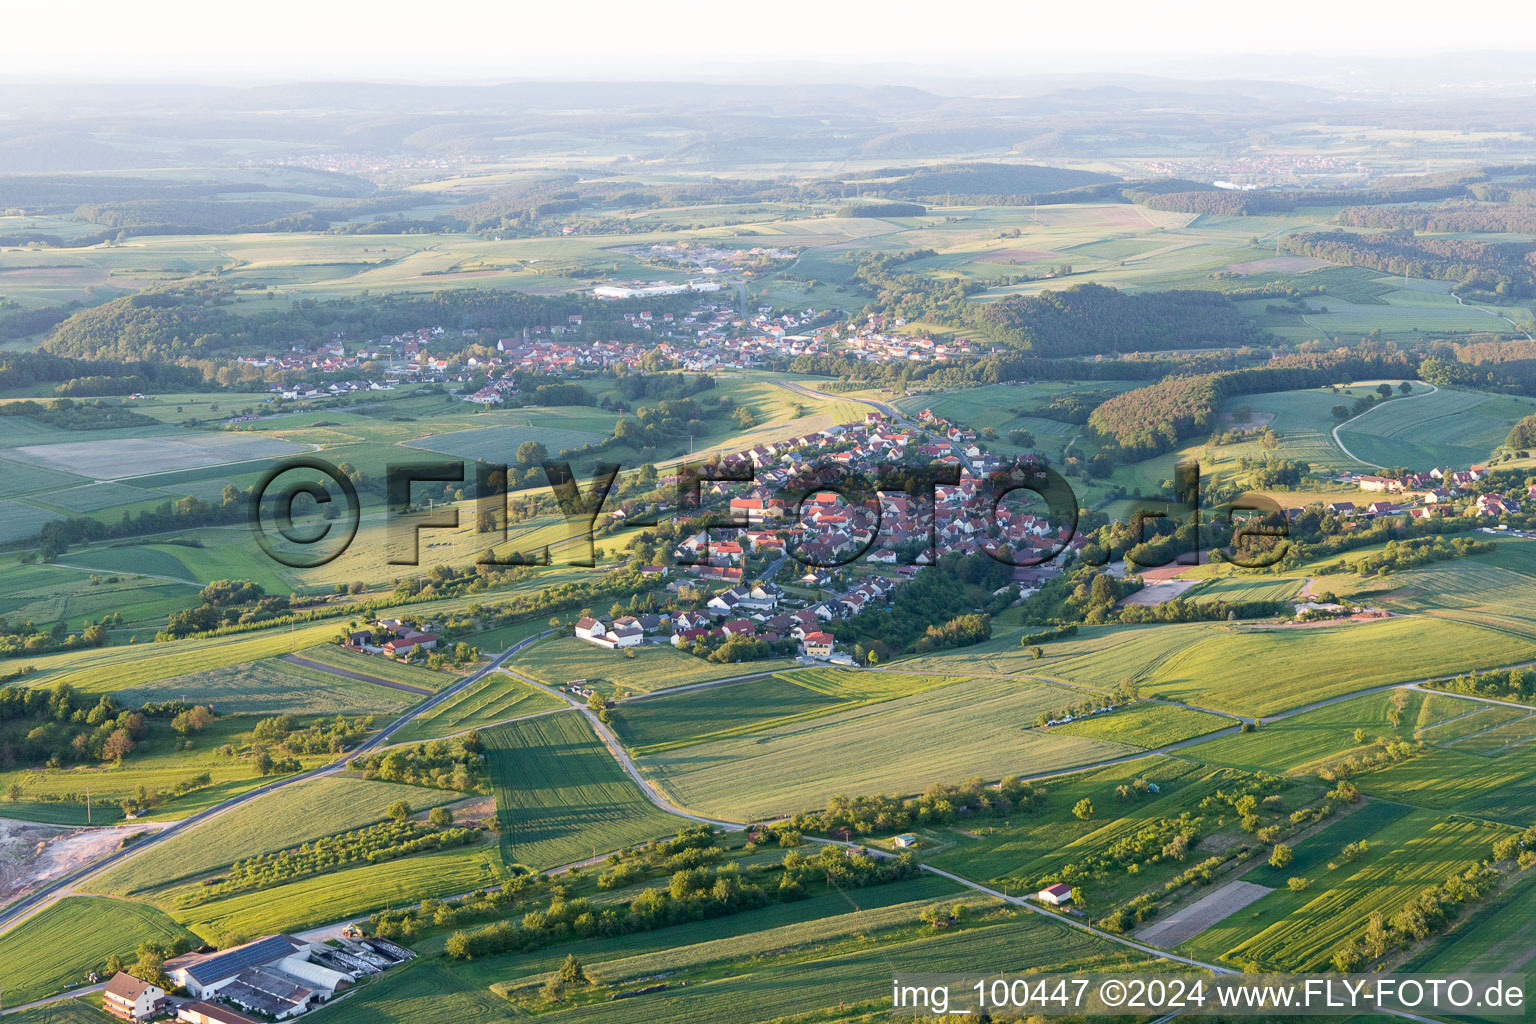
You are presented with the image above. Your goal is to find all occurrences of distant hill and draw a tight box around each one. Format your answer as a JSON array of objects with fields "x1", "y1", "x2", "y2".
[{"x1": 843, "y1": 162, "x2": 1119, "y2": 199}]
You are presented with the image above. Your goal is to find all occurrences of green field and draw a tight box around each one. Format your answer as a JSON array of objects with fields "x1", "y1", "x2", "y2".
[
  {"x1": 927, "y1": 758, "x2": 1226, "y2": 887},
  {"x1": 901, "y1": 616, "x2": 1531, "y2": 718},
  {"x1": 1183, "y1": 799, "x2": 1414, "y2": 957},
  {"x1": 404, "y1": 423, "x2": 607, "y2": 462},
  {"x1": 1192, "y1": 810, "x2": 1508, "y2": 970},
  {"x1": 112, "y1": 656, "x2": 420, "y2": 715},
  {"x1": 1184, "y1": 576, "x2": 1308, "y2": 605},
  {"x1": 1379, "y1": 558, "x2": 1536, "y2": 638},
  {"x1": 89, "y1": 776, "x2": 463, "y2": 896},
  {"x1": 1335, "y1": 386, "x2": 1536, "y2": 469},
  {"x1": 311, "y1": 897, "x2": 1157, "y2": 1024},
  {"x1": 0, "y1": 561, "x2": 196, "y2": 632},
  {"x1": 294, "y1": 643, "x2": 458, "y2": 691},
  {"x1": 1045, "y1": 701, "x2": 1234, "y2": 748},
  {"x1": 17, "y1": 616, "x2": 347, "y2": 696},
  {"x1": 0, "y1": 896, "x2": 194, "y2": 1005},
  {"x1": 1189, "y1": 688, "x2": 1437, "y2": 774},
  {"x1": 1349, "y1": 743, "x2": 1536, "y2": 824},
  {"x1": 0, "y1": 714, "x2": 331, "y2": 825},
  {"x1": 1402, "y1": 869, "x2": 1536, "y2": 985},
  {"x1": 389, "y1": 670, "x2": 566, "y2": 743},
  {"x1": 610, "y1": 669, "x2": 961, "y2": 754},
  {"x1": 169, "y1": 841, "x2": 505, "y2": 943},
  {"x1": 464, "y1": 874, "x2": 968, "y2": 986},
  {"x1": 486, "y1": 712, "x2": 688, "y2": 869},
  {"x1": 637, "y1": 674, "x2": 1139, "y2": 820},
  {"x1": 1074, "y1": 618, "x2": 1529, "y2": 717},
  {"x1": 507, "y1": 636, "x2": 795, "y2": 696}
]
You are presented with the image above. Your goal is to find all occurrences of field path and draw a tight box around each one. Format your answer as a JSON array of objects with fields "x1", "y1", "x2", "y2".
[
  {"x1": 0, "y1": 629, "x2": 557, "y2": 939},
  {"x1": 1451, "y1": 290, "x2": 1536, "y2": 341},
  {"x1": 282, "y1": 653, "x2": 433, "y2": 696},
  {"x1": 486, "y1": 670, "x2": 1447, "y2": 1024},
  {"x1": 50, "y1": 562, "x2": 202, "y2": 587},
  {"x1": 1329, "y1": 381, "x2": 1438, "y2": 469}
]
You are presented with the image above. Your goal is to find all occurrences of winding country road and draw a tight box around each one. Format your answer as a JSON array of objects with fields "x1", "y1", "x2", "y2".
[
  {"x1": 0, "y1": 629, "x2": 556, "y2": 938},
  {"x1": 493, "y1": 666, "x2": 1451, "y2": 1024}
]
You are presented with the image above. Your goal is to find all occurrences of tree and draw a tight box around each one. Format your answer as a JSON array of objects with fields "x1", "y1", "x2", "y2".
[
  {"x1": 1398, "y1": 382, "x2": 1413, "y2": 395},
  {"x1": 516, "y1": 440, "x2": 549, "y2": 467},
  {"x1": 1363, "y1": 911, "x2": 1391, "y2": 958},
  {"x1": 1332, "y1": 404, "x2": 1350, "y2": 421},
  {"x1": 541, "y1": 976, "x2": 566, "y2": 1003},
  {"x1": 1376, "y1": 383, "x2": 1393, "y2": 398},
  {"x1": 254, "y1": 749, "x2": 275, "y2": 775},
  {"x1": 557, "y1": 954, "x2": 589, "y2": 985},
  {"x1": 919, "y1": 904, "x2": 951, "y2": 928},
  {"x1": 1287, "y1": 876, "x2": 1310, "y2": 892},
  {"x1": 1072, "y1": 798, "x2": 1094, "y2": 820},
  {"x1": 387, "y1": 799, "x2": 411, "y2": 821},
  {"x1": 1269, "y1": 843, "x2": 1293, "y2": 869},
  {"x1": 429, "y1": 807, "x2": 453, "y2": 828},
  {"x1": 102, "y1": 728, "x2": 135, "y2": 763}
]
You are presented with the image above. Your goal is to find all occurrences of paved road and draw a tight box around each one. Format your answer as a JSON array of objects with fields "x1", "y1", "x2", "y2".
[{"x1": 0, "y1": 630, "x2": 556, "y2": 938}]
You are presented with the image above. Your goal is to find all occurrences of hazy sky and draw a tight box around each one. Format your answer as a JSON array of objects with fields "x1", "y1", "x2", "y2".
[{"x1": 7, "y1": 0, "x2": 1536, "y2": 81}]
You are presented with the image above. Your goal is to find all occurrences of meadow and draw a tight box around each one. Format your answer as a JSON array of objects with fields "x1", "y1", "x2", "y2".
[
  {"x1": 294, "y1": 643, "x2": 456, "y2": 691},
  {"x1": 89, "y1": 776, "x2": 463, "y2": 896},
  {"x1": 318, "y1": 900, "x2": 1157, "y2": 1024},
  {"x1": 167, "y1": 841, "x2": 506, "y2": 943},
  {"x1": 506, "y1": 636, "x2": 794, "y2": 696},
  {"x1": 1044, "y1": 701, "x2": 1234, "y2": 748},
  {"x1": 1097, "y1": 617, "x2": 1529, "y2": 717},
  {"x1": 1334, "y1": 385, "x2": 1536, "y2": 468},
  {"x1": 636, "y1": 674, "x2": 1139, "y2": 821},
  {"x1": 1349, "y1": 743, "x2": 1536, "y2": 824},
  {"x1": 610, "y1": 668, "x2": 961, "y2": 754},
  {"x1": 1193, "y1": 810, "x2": 1508, "y2": 970},
  {"x1": 900, "y1": 616, "x2": 1530, "y2": 718},
  {"x1": 459, "y1": 874, "x2": 966, "y2": 985},
  {"x1": 926, "y1": 758, "x2": 1229, "y2": 887},
  {"x1": 112, "y1": 655, "x2": 420, "y2": 715},
  {"x1": 0, "y1": 895, "x2": 194, "y2": 1005},
  {"x1": 0, "y1": 561, "x2": 195, "y2": 633},
  {"x1": 486, "y1": 712, "x2": 688, "y2": 869},
  {"x1": 1402, "y1": 870, "x2": 1536, "y2": 986},
  {"x1": 1379, "y1": 559, "x2": 1536, "y2": 638},
  {"x1": 1188, "y1": 688, "x2": 1439, "y2": 775},
  {"x1": 0, "y1": 713, "x2": 332, "y2": 825},
  {"x1": 389, "y1": 671, "x2": 566, "y2": 743},
  {"x1": 1182, "y1": 798, "x2": 1413, "y2": 956}
]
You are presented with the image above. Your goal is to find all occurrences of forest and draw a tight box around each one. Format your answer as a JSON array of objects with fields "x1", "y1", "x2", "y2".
[
  {"x1": 1281, "y1": 229, "x2": 1536, "y2": 298},
  {"x1": 973, "y1": 283, "x2": 1264, "y2": 357}
]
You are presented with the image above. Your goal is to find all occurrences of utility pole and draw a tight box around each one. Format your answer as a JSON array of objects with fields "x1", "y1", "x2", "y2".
[{"x1": 86, "y1": 785, "x2": 90, "y2": 825}]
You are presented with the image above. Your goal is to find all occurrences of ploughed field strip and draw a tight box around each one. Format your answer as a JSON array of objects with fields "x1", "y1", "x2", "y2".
[{"x1": 281, "y1": 653, "x2": 434, "y2": 695}]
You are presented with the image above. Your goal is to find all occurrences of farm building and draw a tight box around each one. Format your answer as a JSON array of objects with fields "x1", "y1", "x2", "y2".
[
  {"x1": 178, "y1": 1003, "x2": 261, "y2": 1024},
  {"x1": 103, "y1": 972, "x2": 167, "y2": 1022},
  {"x1": 574, "y1": 617, "x2": 643, "y2": 649},
  {"x1": 892, "y1": 833, "x2": 920, "y2": 849},
  {"x1": 163, "y1": 934, "x2": 350, "y2": 1016},
  {"x1": 1037, "y1": 883, "x2": 1073, "y2": 906},
  {"x1": 381, "y1": 632, "x2": 437, "y2": 657}
]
